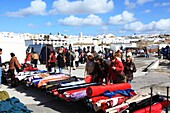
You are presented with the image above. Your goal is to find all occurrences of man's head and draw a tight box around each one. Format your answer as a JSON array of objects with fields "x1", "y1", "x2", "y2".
[
  {"x1": 115, "y1": 50, "x2": 121, "y2": 58},
  {"x1": 59, "y1": 50, "x2": 63, "y2": 54},
  {"x1": 10, "y1": 52, "x2": 15, "y2": 57},
  {"x1": 95, "y1": 57, "x2": 103, "y2": 64},
  {"x1": 87, "y1": 53, "x2": 94, "y2": 61},
  {"x1": 126, "y1": 55, "x2": 132, "y2": 62},
  {"x1": 50, "y1": 50, "x2": 55, "y2": 55},
  {"x1": 0, "y1": 48, "x2": 2, "y2": 55}
]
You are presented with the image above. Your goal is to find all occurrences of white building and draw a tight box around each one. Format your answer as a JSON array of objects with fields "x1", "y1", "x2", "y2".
[
  {"x1": 0, "y1": 37, "x2": 26, "y2": 63},
  {"x1": 25, "y1": 39, "x2": 68, "y2": 48}
]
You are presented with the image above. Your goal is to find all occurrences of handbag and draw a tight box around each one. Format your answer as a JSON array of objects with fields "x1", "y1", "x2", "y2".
[{"x1": 116, "y1": 71, "x2": 127, "y2": 83}]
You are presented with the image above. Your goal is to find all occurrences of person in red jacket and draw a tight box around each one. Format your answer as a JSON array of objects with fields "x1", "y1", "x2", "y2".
[
  {"x1": 108, "y1": 50, "x2": 124, "y2": 84},
  {"x1": 25, "y1": 50, "x2": 31, "y2": 64},
  {"x1": 47, "y1": 51, "x2": 56, "y2": 73}
]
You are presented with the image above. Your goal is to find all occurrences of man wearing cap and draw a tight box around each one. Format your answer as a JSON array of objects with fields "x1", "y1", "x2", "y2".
[{"x1": 85, "y1": 53, "x2": 95, "y2": 77}]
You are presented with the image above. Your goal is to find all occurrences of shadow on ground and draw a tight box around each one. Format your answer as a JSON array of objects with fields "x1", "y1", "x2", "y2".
[{"x1": 4, "y1": 82, "x2": 95, "y2": 113}]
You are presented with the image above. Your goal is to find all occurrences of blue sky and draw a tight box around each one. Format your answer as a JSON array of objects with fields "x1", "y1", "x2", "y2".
[{"x1": 0, "y1": 0, "x2": 170, "y2": 36}]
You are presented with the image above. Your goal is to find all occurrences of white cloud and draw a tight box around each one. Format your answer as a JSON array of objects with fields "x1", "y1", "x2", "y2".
[
  {"x1": 143, "y1": 9, "x2": 151, "y2": 13},
  {"x1": 6, "y1": 0, "x2": 46, "y2": 17},
  {"x1": 153, "y1": 3, "x2": 159, "y2": 7},
  {"x1": 161, "y1": 2, "x2": 170, "y2": 6},
  {"x1": 108, "y1": 11, "x2": 136, "y2": 25},
  {"x1": 136, "y1": 0, "x2": 153, "y2": 5},
  {"x1": 28, "y1": 23, "x2": 36, "y2": 28},
  {"x1": 117, "y1": 30, "x2": 127, "y2": 34},
  {"x1": 124, "y1": 21, "x2": 154, "y2": 31},
  {"x1": 124, "y1": 18, "x2": 170, "y2": 32},
  {"x1": 97, "y1": 25, "x2": 109, "y2": 34},
  {"x1": 58, "y1": 14, "x2": 103, "y2": 26},
  {"x1": 63, "y1": 30, "x2": 68, "y2": 32},
  {"x1": 155, "y1": 19, "x2": 170, "y2": 31},
  {"x1": 49, "y1": 0, "x2": 114, "y2": 15},
  {"x1": 124, "y1": 0, "x2": 153, "y2": 9},
  {"x1": 154, "y1": 2, "x2": 170, "y2": 7},
  {"x1": 124, "y1": 0, "x2": 136, "y2": 9},
  {"x1": 168, "y1": 8, "x2": 170, "y2": 12},
  {"x1": 46, "y1": 21, "x2": 52, "y2": 26},
  {"x1": 101, "y1": 26, "x2": 109, "y2": 31}
]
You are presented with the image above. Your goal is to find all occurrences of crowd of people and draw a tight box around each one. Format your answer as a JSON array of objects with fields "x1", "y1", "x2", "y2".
[
  {"x1": 84, "y1": 49, "x2": 137, "y2": 85},
  {"x1": 43, "y1": 47, "x2": 137, "y2": 85},
  {"x1": 0, "y1": 46, "x2": 138, "y2": 87}
]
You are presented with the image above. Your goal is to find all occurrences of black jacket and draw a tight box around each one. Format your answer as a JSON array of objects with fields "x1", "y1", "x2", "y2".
[
  {"x1": 57, "y1": 53, "x2": 65, "y2": 68},
  {"x1": 90, "y1": 61, "x2": 109, "y2": 82},
  {"x1": 65, "y1": 52, "x2": 74, "y2": 67},
  {"x1": 124, "y1": 61, "x2": 137, "y2": 81}
]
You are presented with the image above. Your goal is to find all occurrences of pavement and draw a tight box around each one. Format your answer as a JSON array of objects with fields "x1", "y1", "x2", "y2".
[{"x1": 0, "y1": 56, "x2": 170, "y2": 113}]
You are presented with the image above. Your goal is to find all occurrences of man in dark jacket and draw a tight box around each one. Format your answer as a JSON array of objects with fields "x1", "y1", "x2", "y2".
[
  {"x1": 57, "y1": 50, "x2": 65, "y2": 73},
  {"x1": 65, "y1": 50, "x2": 74, "y2": 74},
  {"x1": 90, "y1": 57, "x2": 109, "y2": 84},
  {"x1": 124, "y1": 56, "x2": 137, "y2": 84}
]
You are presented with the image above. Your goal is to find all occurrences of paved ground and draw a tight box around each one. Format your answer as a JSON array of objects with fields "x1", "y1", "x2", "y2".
[{"x1": 0, "y1": 56, "x2": 170, "y2": 113}]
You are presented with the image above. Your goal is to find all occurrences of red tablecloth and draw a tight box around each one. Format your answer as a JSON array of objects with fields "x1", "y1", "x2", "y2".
[{"x1": 86, "y1": 83, "x2": 131, "y2": 97}]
